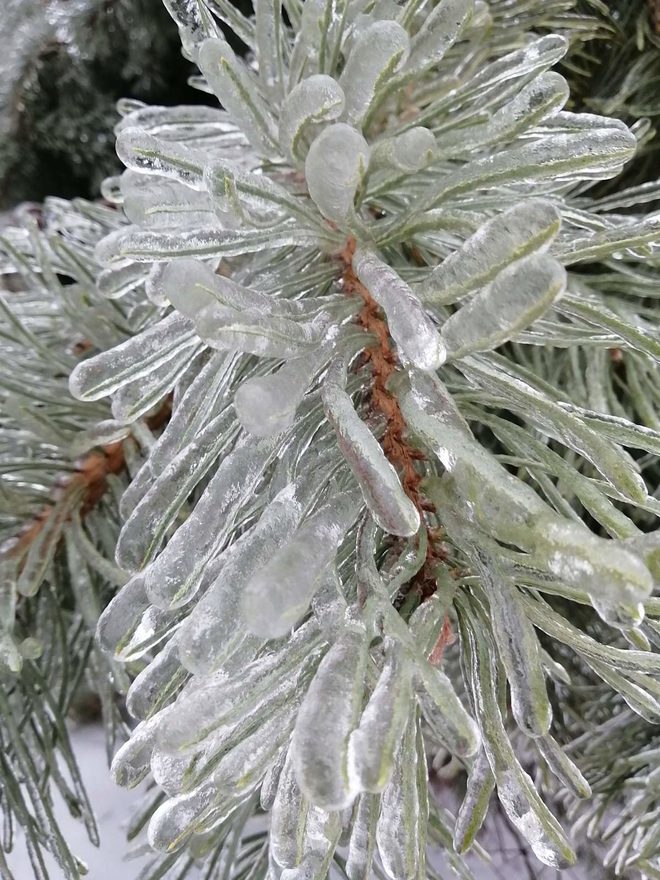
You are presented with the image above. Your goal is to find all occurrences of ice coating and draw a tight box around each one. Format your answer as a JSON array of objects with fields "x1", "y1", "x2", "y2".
[
  {"x1": 462, "y1": 358, "x2": 648, "y2": 503},
  {"x1": 270, "y1": 752, "x2": 307, "y2": 869},
  {"x1": 194, "y1": 304, "x2": 327, "y2": 359},
  {"x1": 255, "y1": 0, "x2": 284, "y2": 97},
  {"x1": 150, "y1": 702, "x2": 296, "y2": 851},
  {"x1": 125, "y1": 637, "x2": 184, "y2": 721},
  {"x1": 162, "y1": 257, "x2": 320, "y2": 318},
  {"x1": 533, "y1": 519, "x2": 653, "y2": 606},
  {"x1": 537, "y1": 736, "x2": 591, "y2": 799},
  {"x1": 145, "y1": 350, "x2": 236, "y2": 474},
  {"x1": 369, "y1": 127, "x2": 436, "y2": 173},
  {"x1": 454, "y1": 749, "x2": 495, "y2": 854},
  {"x1": 122, "y1": 176, "x2": 219, "y2": 230},
  {"x1": 159, "y1": 627, "x2": 318, "y2": 752},
  {"x1": 279, "y1": 75, "x2": 345, "y2": 165},
  {"x1": 96, "y1": 573, "x2": 150, "y2": 655},
  {"x1": 203, "y1": 160, "x2": 313, "y2": 227},
  {"x1": 97, "y1": 260, "x2": 150, "y2": 300},
  {"x1": 463, "y1": 615, "x2": 576, "y2": 868},
  {"x1": 339, "y1": 21, "x2": 409, "y2": 128},
  {"x1": 197, "y1": 37, "x2": 277, "y2": 155},
  {"x1": 406, "y1": 0, "x2": 473, "y2": 73},
  {"x1": 110, "y1": 341, "x2": 203, "y2": 423},
  {"x1": 69, "y1": 312, "x2": 196, "y2": 402},
  {"x1": 347, "y1": 638, "x2": 412, "y2": 792},
  {"x1": 147, "y1": 778, "x2": 220, "y2": 852},
  {"x1": 95, "y1": 224, "x2": 327, "y2": 265},
  {"x1": 235, "y1": 346, "x2": 331, "y2": 436},
  {"x1": 415, "y1": 664, "x2": 481, "y2": 758},
  {"x1": 176, "y1": 482, "x2": 309, "y2": 674},
  {"x1": 375, "y1": 715, "x2": 425, "y2": 880},
  {"x1": 440, "y1": 254, "x2": 567, "y2": 360},
  {"x1": 345, "y1": 793, "x2": 378, "y2": 880},
  {"x1": 400, "y1": 371, "x2": 651, "y2": 595},
  {"x1": 143, "y1": 435, "x2": 277, "y2": 609},
  {"x1": 416, "y1": 127, "x2": 637, "y2": 214},
  {"x1": 479, "y1": 562, "x2": 552, "y2": 737},
  {"x1": 421, "y1": 199, "x2": 562, "y2": 304},
  {"x1": 115, "y1": 408, "x2": 234, "y2": 572},
  {"x1": 116, "y1": 128, "x2": 205, "y2": 190},
  {"x1": 260, "y1": 748, "x2": 286, "y2": 811},
  {"x1": 305, "y1": 124, "x2": 370, "y2": 225},
  {"x1": 291, "y1": 621, "x2": 368, "y2": 811},
  {"x1": 322, "y1": 381, "x2": 420, "y2": 537},
  {"x1": 110, "y1": 710, "x2": 169, "y2": 788},
  {"x1": 440, "y1": 72, "x2": 570, "y2": 155},
  {"x1": 241, "y1": 487, "x2": 362, "y2": 638},
  {"x1": 161, "y1": 0, "x2": 221, "y2": 58},
  {"x1": 353, "y1": 248, "x2": 446, "y2": 371}
]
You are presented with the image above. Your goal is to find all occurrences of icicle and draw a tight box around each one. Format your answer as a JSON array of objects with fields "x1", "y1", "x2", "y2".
[
  {"x1": 454, "y1": 749, "x2": 495, "y2": 854},
  {"x1": 176, "y1": 481, "x2": 310, "y2": 673},
  {"x1": 339, "y1": 20, "x2": 409, "y2": 128},
  {"x1": 96, "y1": 574, "x2": 150, "y2": 656},
  {"x1": 421, "y1": 199, "x2": 561, "y2": 304},
  {"x1": 270, "y1": 752, "x2": 309, "y2": 869},
  {"x1": 143, "y1": 436, "x2": 277, "y2": 609},
  {"x1": 353, "y1": 248, "x2": 446, "y2": 370},
  {"x1": 477, "y1": 560, "x2": 552, "y2": 737},
  {"x1": 375, "y1": 714, "x2": 426, "y2": 880},
  {"x1": 345, "y1": 793, "x2": 378, "y2": 880},
  {"x1": 110, "y1": 710, "x2": 170, "y2": 788},
  {"x1": 305, "y1": 124, "x2": 370, "y2": 225},
  {"x1": 347, "y1": 638, "x2": 412, "y2": 792},
  {"x1": 235, "y1": 346, "x2": 331, "y2": 436},
  {"x1": 279, "y1": 76, "x2": 346, "y2": 165},
  {"x1": 415, "y1": 665, "x2": 480, "y2": 758},
  {"x1": 322, "y1": 380, "x2": 420, "y2": 537},
  {"x1": 291, "y1": 618, "x2": 369, "y2": 810},
  {"x1": 241, "y1": 487, "x2": 362, "y2": 638}
]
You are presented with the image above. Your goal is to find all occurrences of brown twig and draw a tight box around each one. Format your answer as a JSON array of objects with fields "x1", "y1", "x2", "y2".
[
  {"x1": 5, "y1": 400, "x2": 171, "y2": 566},
  {"x1": 339, "y1": 237, "x2": 446, "y2": 605}
]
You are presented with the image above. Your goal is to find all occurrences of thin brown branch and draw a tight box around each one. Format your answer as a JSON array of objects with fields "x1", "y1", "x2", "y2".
[
  {"x1": 338, "y1": 237, "x2": 447, "y2": 605},
  {"x1": 6, "y1": 400, "x2": 171, "y2": 567}
]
